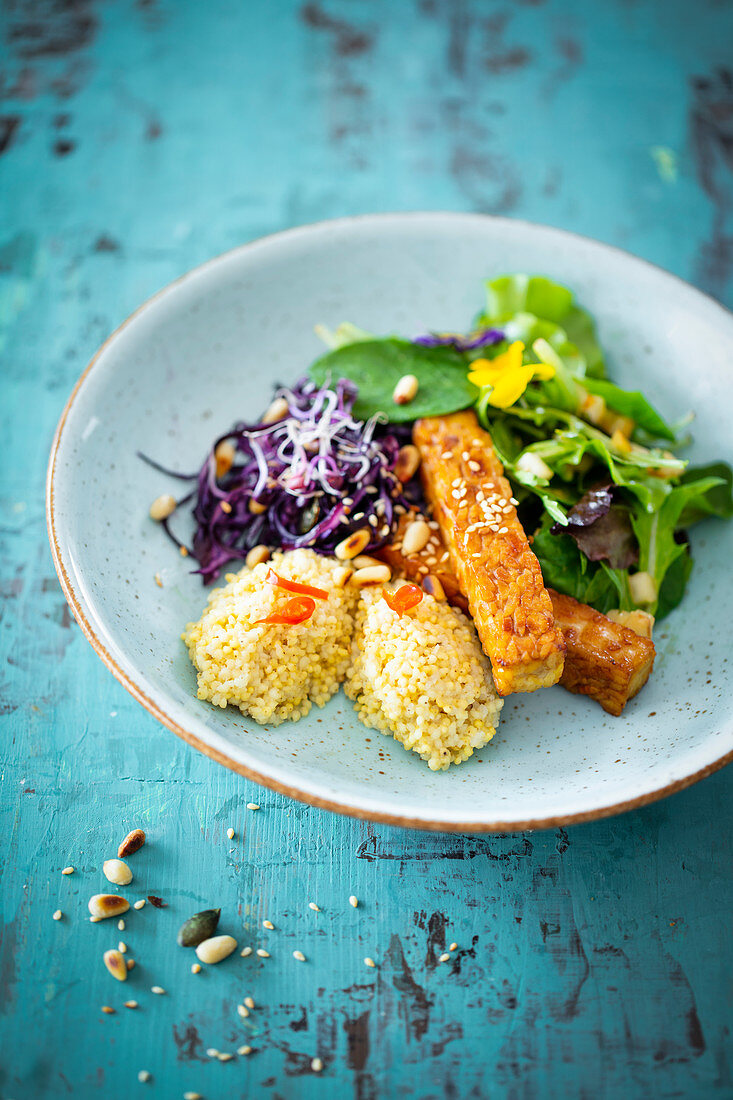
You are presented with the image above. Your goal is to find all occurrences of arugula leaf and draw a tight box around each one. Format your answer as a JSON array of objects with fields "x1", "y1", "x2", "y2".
[
  {"x1": 531, "y1": 523, "x2": 632, "y2": 612},
  {"x1": 655, "y1": 544, "x2": 693, "y2": 619},
  {"x1": 629, "y1": 475, "x2": 724, "y2": 615},
  {"x1": 583, "y1": 378, "x2": 676, "y2": 442},
  {"x1": 309, "y1": 338, "x2": 478, "y2": 423},
  {"x1": 678, "y1": 462, "x2": 733, "y2": 525}
]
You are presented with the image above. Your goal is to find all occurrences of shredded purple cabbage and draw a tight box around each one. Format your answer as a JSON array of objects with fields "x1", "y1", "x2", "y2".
[
  {"x1": 413, "y1": 328, "x2": 504, "y2": 351},
  {"x1": 142, "y1": 377, "x2": 411, "y2": 583}
]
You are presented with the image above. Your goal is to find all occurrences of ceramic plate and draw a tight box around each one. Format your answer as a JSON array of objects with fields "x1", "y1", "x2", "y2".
[{"x1": 47, "y1": 213, "x2": 733, "y2": 831}]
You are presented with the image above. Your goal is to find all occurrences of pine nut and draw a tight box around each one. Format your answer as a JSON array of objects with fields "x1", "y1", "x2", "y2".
[
  {"x1": 88, "y1": 894, "x2": 130, "y2": 920},
  {"x1": 352, "y1": 554, "x2": 383, "y2": 570},
  {"x1": 422, "y1": 574, "x2": 446, "y2": 601},
  {"x1": 394, "y1": 444, "x2": 421, "y2": 482},
  {"x1": 103, "y1": 948, "x2": 128, "y2": 982},
  {"x1": 149, "y1": 494, "x2": 176, "y2": 521},
  {"x1": 335, "y1": 529, "x2": 370, "y2": 560},
  {"x1": 401, "y1": 519, "x2": 431, "y2": 555},
  {"x1": 333, "y1": 565, "x2": 353, "y2": 588},
  {"x1": 352, "y1": 565, "x2": 391, "y2": 587},
  {"x1": 261, "y1": 396, "x2": 289, "y2": 424},
  {"x1": 102, "y1": 859, "x2": 133, "y2": 886},
  {"x1": 311, "y1": 1057, "x2": 324, "y2": 1072},
  {"x1": 392, "y1": 374, "x2": 419, "y2": 405},
  {"x1": 214, "y1": 440, "x2": 236, "y2": 478},
  {"x1": 249, "y1": 499, "x2": 267, "y2": 515},
  {"x1": 195, "y1": 934, "x2": 238, "y2": 965},
  {"x1": 246, "y1": 545, "x2": 270, "y2": 570},
  {"x1": 118, "y1": 829, "x2": 146, "y2": 858}
]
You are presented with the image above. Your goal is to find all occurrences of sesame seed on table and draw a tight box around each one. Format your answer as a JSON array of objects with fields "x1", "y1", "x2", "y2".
[{"x1": 1, "y1": 2, "x2": 732, "y2": 1099}]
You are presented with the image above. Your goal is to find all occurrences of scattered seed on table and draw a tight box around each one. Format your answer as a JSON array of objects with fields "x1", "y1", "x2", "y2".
[
  {"x1": 206, "y1": 1048, "x2": 219, "y2": 1058},
  {"x1": 117, "y1": 940, "x2": 128, "y2": 954},
  {"x1": 256, "y1": 949, "x2": 269, "y2": 958},
  {"x1": 349, "y1": 896, "x2": 359, "y2": 908},
  {"x1": 308, "y1": 902, "x2": 320, "y2": 912},
  {"x1": 240, "y1": 947, "x2": 252, "y2": 957},
  {"x1": 101, "y1": 1005, "x2": 115, "y2": 1014},
  {"x1": 218, "y1": 1053, "x2": 234, "y2": 1062},
  {"x1": 237, "y1": 1045, "x2": 252, "y2": 1056},
  {"x1": 237, "y1": 1004, "x2": 249, "y2": 1019},
  {"x1": 439, "y1": 952, "x2": 451, "y2": 963},
  {"x1": 244, "y1": 996, "x2": 255, "y2": 1009},
  {"x1": 124, "y1": 1000, "x2": 139, "y2": 1009},
  {"x1": 61, "y1": 866, "x2": 74, "y2": 876},
  {"x1": 449, "y1": 942, "x2": 458, "y2": 952},
  {"x1": 103, "y1": 858, "x2": 133, "y2": 886},
  {"x1": 311, "y1": 1057, "x2": 324, "y2": 1072},
  {"x1": 196, "y1": 934, "x2": 237, "y2": 964},
  {"x1": 134, "y1": 899, "x2": 146, "y2": 910},
  {"x1": 184, "y1": 1093, "x2": 202, "y2": 1100},
  {"x1": 226, "y1": 827, "x2": 235, "y2": 840},
  {"x1": 246, "y1": 803, "x2": 260, "y2": 811},
  {"x1": 104, "y1": 949, "x2": 128, "y2": 982},
  {"x1": 151, "y1": 985, "x2": 166, "y2": 995},
  {"x1": 53, "y1": 910, "x2": 63, "y2": 921},
  {"x1": 118, "y1": 919, "x2": 125, "y2": 931},
  {"x1": 138, "y1": 1070, "x2": 151, "y2": 1083},
  {"x1": 263, "y1": 919, "x2": 274, "y2": 930},
  {"x1": 191, "y1": 963, "x2": 202, "y2": 974},
  {"x1": 126, "y1": 958, "x2": 136, "y2": 971},
  {"x1": 293, "y1": 950, "x2": 306, "y2": 962},
  {"x1": 364, "y1": 957, "x2": 376, "y2": 968}
]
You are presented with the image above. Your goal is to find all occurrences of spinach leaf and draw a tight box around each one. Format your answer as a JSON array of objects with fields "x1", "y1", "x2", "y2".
[
  {"x1": 309, "y1": 339, "x2": 477, "y2": 423},
  {"x1": 583, "y1": 378, "x2": 676, "y2": 442}
]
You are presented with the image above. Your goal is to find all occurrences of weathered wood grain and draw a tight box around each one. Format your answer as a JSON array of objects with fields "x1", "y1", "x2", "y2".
[{"x1": 1, "y1": 0, "x2": 732, "y2": 1097}]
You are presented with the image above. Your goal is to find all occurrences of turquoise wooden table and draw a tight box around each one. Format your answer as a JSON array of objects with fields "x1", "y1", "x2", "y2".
[{"x1": 2, "y1": 2, "x2": 733, "y2": 1097}]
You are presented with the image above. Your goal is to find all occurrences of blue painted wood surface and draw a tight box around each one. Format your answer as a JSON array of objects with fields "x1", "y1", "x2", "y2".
[{"x1": 2, "y1": 1, "x2": 733, "y2": 1097}]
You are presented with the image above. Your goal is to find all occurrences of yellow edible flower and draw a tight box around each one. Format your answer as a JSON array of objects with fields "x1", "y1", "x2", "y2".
[{"x1": 468, "y1": 340, "x2": 555, "y2": 409}]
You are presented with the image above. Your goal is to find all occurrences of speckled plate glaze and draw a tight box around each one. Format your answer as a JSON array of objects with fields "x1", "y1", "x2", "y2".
[{"x1": 47, "y1": 213, "x2": 733, "y2": 831}]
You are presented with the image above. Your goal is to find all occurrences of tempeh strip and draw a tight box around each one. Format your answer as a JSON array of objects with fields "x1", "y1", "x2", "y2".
[
  {"x1": 548, "y1": 589, "x2": 655, "y2": 715},
  {"x1": 375, "y1": 514, "x2": 657, "y2": 715},
  {"x1": 413, "y1": 411, "x2": 565, "y2": 695}
]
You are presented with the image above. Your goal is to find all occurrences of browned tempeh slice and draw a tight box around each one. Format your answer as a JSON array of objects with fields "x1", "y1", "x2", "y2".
[
  {"x1": 548, "y1": 589, "x2": 655, "y2": 716},
  {"x1": 376, "y1": 515, "x2": 657, "y2": 715},
  {"x1": 413, "y1": 411, "x2": 565, "y2": 695}
]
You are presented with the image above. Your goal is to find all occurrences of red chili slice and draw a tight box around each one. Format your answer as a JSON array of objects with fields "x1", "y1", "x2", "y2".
[
  {"x1": 265, "y1": 568, "x2": 328, "y2": 600},
  {"x1": 255, "y1": 595, "x2": 316, "y2": 625},
  {"x1": 382, "y1": 583, "x2": 424, "y2": 616}
]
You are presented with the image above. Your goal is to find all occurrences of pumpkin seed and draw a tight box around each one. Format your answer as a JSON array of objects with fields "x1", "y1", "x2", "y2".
[{"x1": 177, "y1": 908, "x2": 222, "y2": 948}]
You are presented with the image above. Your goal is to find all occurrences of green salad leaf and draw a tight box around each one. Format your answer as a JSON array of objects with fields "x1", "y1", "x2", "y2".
[
  {"x1": 628, "y1": 473, "x2": 726, "y2": 614},
  {"x1": 531, "y1": 521, "x2": 633, "y2": 613},
  {"x1": 678, "y1": 462, "x2": 733, "y2": 525},
  {"x1": 582, "y1": 378, "x2": 676, "y2": 442},
  {"x1": 478, "y1": 274, "x2": 606, "y2": 379},
  {"x1": 309, "y1": 338, "x2": 478, "y2": 423}
]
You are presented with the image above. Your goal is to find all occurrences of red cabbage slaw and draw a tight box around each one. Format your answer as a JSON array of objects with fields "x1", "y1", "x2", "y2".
[{"x1": 142, "y1": 377, "x2": 411, "y2": 583}]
